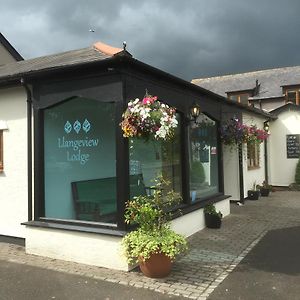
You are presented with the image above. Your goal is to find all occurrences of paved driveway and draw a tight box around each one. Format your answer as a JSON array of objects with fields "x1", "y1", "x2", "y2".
[{"x1": 1, "y1": 191, "x2": 300, "y2": 300}]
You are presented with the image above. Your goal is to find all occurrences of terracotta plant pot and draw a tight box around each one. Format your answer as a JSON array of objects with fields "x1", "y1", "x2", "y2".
[
  {"x1": 139, "y1": 252, "x2": 172, "y2": 278},
  {"x1": 204, "y1": 213, "x2": 222, "y2": 228}
]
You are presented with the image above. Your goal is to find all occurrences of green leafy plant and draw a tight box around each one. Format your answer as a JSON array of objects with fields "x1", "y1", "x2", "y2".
[
  {"x1": 257, "y1": 180, "x2": 272, "y2": 190},
  {"x1": 122, "y1": 175, "x2": 188, "y2": 264},
  {"x1": 203, "y1": 203, "x2": 222, "y2": 219}
]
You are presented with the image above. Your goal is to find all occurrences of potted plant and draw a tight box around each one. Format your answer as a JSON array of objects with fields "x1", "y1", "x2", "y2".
[
  {"x1": 120, "y1": 92, "x2": 178, "y2": 141},
  {"x1": 220, "y1": 118, "x2": 269, "y2": 149},
  {"x1": 247, "y1": 182, "x2": 260, "y2": 200},
  {"x1": 204, "y1": 203, "x2": 223, "y2": 228},
  {"x1": 122, "y1": 176, "x2": 188, "y2": 278},
  {"x1": 257, "y1": 180, "x2": 272, "y2": 197}
]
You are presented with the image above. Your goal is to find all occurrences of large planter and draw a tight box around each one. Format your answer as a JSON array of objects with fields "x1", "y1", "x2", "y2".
[
  {"x1": 139, "y1": 252, "x2": 172, "y2": 278},
  {"x1": 247, "y1": 190, "x2": 260, "y2": 200},
  {"x1": 260, "y1": 188, "x2": 270, "y2": 197},
  {"x1": 204, "y1": 213, "x2": 222, "y2": 228}
]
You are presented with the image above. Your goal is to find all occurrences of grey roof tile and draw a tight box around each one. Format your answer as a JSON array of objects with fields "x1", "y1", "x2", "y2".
[
  {"x1": 0, "y1": 46, "x2": 111, "y2": 82},
  {"x1": 192, "y1": 66, "x2": 300, "y2": 99}
]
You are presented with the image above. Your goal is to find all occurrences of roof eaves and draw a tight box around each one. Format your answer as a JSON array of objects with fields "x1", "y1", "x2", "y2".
[
  {"x1": 249, "y1": 95, "x2": 285, "y2": 101},
  {"x1": 270, "y1": 103, "x2": 300, "y2": 116},
  {"x1": 0, "y1": 54, "x2": 115, "y2": 86}
]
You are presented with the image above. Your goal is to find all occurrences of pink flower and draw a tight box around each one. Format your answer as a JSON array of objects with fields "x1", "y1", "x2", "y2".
[{"x1": 142, "y1": 96, "x2": 157, "y2": 105}]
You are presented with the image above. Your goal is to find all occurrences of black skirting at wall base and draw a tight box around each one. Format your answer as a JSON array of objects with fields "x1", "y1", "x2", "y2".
[{"x1": 0, "y1": 234, "x2": 25, "y2": 246}]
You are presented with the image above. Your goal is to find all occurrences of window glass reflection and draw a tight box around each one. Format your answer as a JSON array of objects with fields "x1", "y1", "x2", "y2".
[{"x1": 189, "y1": 113, "x2": 219, "y2": 202}]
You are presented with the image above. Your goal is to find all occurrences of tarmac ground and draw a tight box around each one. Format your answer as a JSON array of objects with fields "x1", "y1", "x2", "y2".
[
  {"x1": 0, "y1": 259, "x2": 183, "y2": 300},
  {"x1": 208, "y1": 225, "x2": 300, "y2": 300}
]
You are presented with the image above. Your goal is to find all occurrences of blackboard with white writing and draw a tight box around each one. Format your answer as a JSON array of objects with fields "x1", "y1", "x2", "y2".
[{"x1": 286, "y1": 134, "x2": 300, "y2": 159}]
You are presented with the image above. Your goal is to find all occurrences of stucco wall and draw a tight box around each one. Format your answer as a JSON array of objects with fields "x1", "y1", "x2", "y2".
[
  {"x1": 223, "y1": 146, "x2": 240, "y2": 201},
  {"x1": 0, "y1": 87, "x2": 27, "y2": 237},
  {"x1": 269, "y1": 110, "x2": 300, "y2": 186}
]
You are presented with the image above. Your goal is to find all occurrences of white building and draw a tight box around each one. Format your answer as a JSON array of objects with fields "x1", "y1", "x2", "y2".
[
  {"x1": 193, "y1": 66, "x2": 300, "y2": 193},
  {"x1": 2, "y1": 34, "x2": 293, "y2": 270}
]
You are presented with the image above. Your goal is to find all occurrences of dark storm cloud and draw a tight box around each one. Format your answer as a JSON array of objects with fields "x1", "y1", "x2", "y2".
[{"x1": 1, "y1": 0, "x2": 300, "y2": 80}]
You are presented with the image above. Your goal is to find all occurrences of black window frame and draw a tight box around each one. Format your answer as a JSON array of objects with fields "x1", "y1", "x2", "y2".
[{"x1": 29, "y1": 72, "x2": 225, "y2": 235}]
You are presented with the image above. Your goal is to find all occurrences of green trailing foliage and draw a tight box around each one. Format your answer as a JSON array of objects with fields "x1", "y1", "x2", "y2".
[{"x1": 122, "y1": 175, "x2": 188, "y2": 264}]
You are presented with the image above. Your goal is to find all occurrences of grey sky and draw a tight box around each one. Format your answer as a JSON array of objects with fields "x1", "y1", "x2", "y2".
[{"x1": 1, "y1": 0, "x2": 300, "y2": 80}]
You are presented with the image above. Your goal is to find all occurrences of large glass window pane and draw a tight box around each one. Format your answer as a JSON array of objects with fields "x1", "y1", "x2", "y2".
[
  {"x1": 189, "y1": 113, "x2": 219, "y2": 201},
  {"x1": 44, "y1": 97, "x2": 117, "y2": 224},
  {"x1": 129, "y1": 116, "x2": 182, "y2": 198}
]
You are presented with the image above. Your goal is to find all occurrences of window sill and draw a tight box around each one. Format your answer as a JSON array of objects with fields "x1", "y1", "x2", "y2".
[
  {"x1": 247, "y1": 166, "x2": 260, "y2": 170},
  {"x1": 172, "y1": 193, "x2": 230, "y2": 217},
  {"x1": 22, "y1": 220, "x2": 127, "y2": 237}
]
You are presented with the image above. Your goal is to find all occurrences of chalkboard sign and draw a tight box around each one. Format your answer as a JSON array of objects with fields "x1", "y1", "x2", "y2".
[{"x1": 286, "y1": 134, "x2": 300, "y2": 159}]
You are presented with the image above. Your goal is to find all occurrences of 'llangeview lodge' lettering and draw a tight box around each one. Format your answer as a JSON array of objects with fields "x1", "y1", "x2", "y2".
[{"x1": 58, "y1": 136, "x2": 99, "y2": 151}]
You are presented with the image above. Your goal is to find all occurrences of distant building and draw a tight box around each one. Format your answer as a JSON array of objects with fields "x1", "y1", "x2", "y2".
[
  {"x1": 192, "y1": 66, "x2": 300, "y2": 111},
  {"x1": 193, "y1": 67, "x2": 300, "y2": 189},
  {"x1": 0, "y1": 32, "x2": 298, "y2": 271}
]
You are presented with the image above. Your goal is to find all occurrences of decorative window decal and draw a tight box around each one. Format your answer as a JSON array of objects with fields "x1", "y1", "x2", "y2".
[
  {"x1": 73, "y1": 120, "x2": 81, "y2": 134},
  {"x1": 82, "y1": 119, "x2": 91, "y2": 133},
  {"x1": 64, "y1": 121, "x2": 72, "y2": 134}
]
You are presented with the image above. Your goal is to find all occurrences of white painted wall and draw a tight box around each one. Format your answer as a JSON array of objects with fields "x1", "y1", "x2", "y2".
[
  {"x1": 223, "y1": 146, "x2": 240, "y2": 201},
  {"x1": 25, "y1": 198, "x2": 230, "y2": 271},
  {"x1": 25, "y1": 227, "x2": 131, "y2": 271},
  {"x1": 0, "y1": 87, "x2": 27, "y2": 237},
  {"x1": 242, "y1": 113, "x2": 266, "y2": 196},
  {"x1": 269, "y1": 110, "x2": 300, "y2": 186},
  {"x1": 171, "y1": 198, "x2": 230, "y2": 237},
  {"x1": 223, "y1": 113, "x2": 268, "y2": 201}
]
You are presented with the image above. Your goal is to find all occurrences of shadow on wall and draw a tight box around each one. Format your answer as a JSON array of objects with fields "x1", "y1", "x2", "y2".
[
  {"x1": 240, "y1": 226, "x2": 300, "y2": 275},
  {"x1": 0, "y1": 87, "x2": 27, "y2": 122}
]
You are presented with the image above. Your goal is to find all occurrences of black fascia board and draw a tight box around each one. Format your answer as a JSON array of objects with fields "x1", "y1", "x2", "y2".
[
  {"x1": 0, "y1": 56, "x2": 116, "y2": 86},
  {"x1": 0, "y1": 33, "x2": 23, "y2": 61}
]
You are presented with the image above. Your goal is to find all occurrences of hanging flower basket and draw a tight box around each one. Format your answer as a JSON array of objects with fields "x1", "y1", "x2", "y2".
[
  {"x1": 120, "y1": 93, "x2": 178, "y2": 141},
  {"x1": 220, "y1": 118, "x2": 269, "y2": 147}
]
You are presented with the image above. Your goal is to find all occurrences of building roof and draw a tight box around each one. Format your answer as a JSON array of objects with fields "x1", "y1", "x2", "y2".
[
  {"x1": 0, "y1": 43, "x2": 124, "y2": 84},
  {"x1": 0, "y1": 40, "x2": 273, "y2": 119},
  {"x1": 192, "y1": 66, "x2": 300, "y2": 100},
  {"x1": 269, "y1": 103, "x2": 300, "y2": 116},
  {"x1": 0, "y1": 33, "x2": 23, "y2": 61}
]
